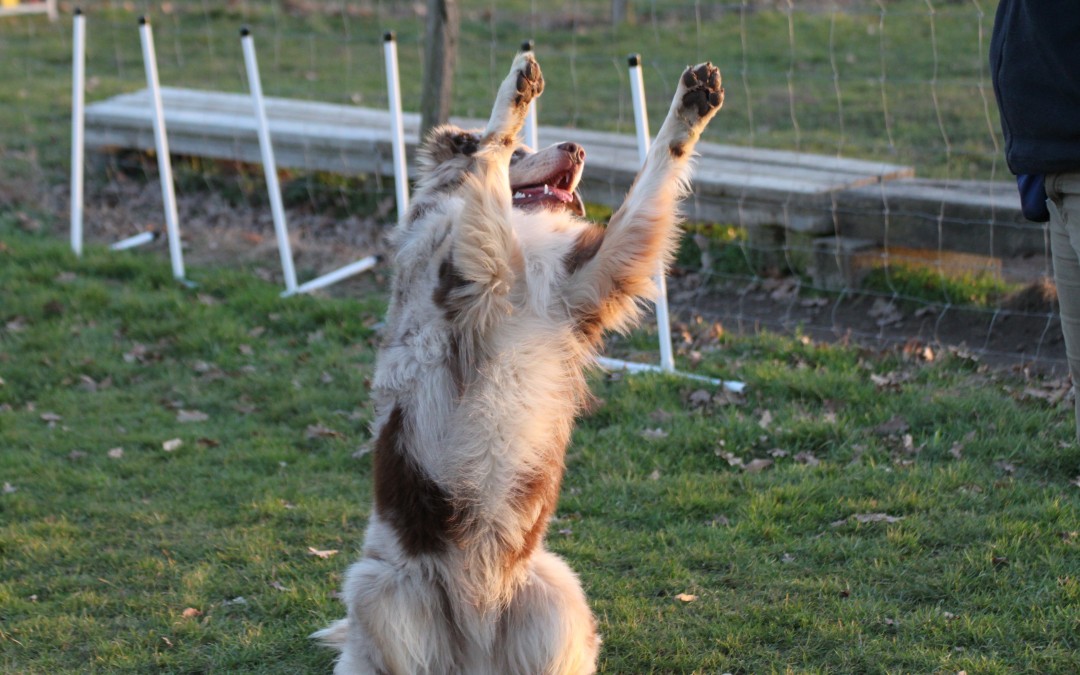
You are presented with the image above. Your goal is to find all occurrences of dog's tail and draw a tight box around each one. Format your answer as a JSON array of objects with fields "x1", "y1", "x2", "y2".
[{"x1": 310, "y1": 618, "x2": 349, "y2": 651}]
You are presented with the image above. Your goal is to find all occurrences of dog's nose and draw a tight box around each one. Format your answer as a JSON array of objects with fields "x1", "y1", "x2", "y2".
[{"x1": 558, "y1": 142, "x2": 585, "y2": 164}]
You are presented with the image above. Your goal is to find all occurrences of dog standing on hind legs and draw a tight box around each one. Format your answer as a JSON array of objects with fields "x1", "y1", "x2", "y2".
[{"x1": 314, "y1": 50, "x2": 724, "y2": 674}]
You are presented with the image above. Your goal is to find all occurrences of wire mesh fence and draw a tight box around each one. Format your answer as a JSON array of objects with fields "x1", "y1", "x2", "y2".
[{"x1": 0, "y1": 0, "x2": 1062, "y2": 372}]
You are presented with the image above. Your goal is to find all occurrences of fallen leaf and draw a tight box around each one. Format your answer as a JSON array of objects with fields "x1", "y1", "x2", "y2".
[
  {"x1": 992, "y1": 556, "x2": 1009, "y2": 568},
  {"x1": 197, "y1": 438, "x2": 220, "y2": 448},
  {"x1": 640, "y1": 428, "x2": 668, "y2": 440},
  {"x1": 307, "y1": 546, "x2": 339, "y2": 559},
  {"x1": 269, "y1": 581, "x2": 292, "y2": 592},
  {"x1": 181, "y1": 607, "x2": 202, "y2": 618},
  {"x1": 873, "y1": 415, "x2": 910, "y2": 436},
  {"x1": 238, "y1": 344, "x2": 254, "y2": 356},
  {"x1": 107, "y1": 447, "x2": 124, "y2": 459},
  {"x1": 222, "y1": 596, "x2": 247, "y2": 606},
  {"x1": 794, "y1": 451, "x2": 820, "y2": 467},
  {"x1": 320, "y1": 372, "x2": 335, "y2": 384},
  {"x1": 994, "y1": 460, "x2": 1017, "y2": 475},
  {"x1": 781, "y1": 553, "x2": 795, "y2": 563},
  {"x1": 2, "y1": 482, "x2": 17, "y2": 494},
  {"x1": 852, "y1": 513, "x2": 903, "y2": 524},
  {"x1": 40, "y1": 412, "x2": 62, "y2": 424},
  {"x1": 883, "y1": 617, "x2": 900, "y2": 627},
  {"x1": 675, "y1": 593, "x2": 698, "y2": 603},
  {"x1": 306, "y1": 424, "x2": 344, "y2": 440},
  {"x1": 743, "y1": 458, "x2": 773, "y2": 473},
  {"x1": 177, "y1": 410, "x2": 209, "y2": 423},
  {"x1": 68, "y1": 450, "x2": 88, "y2": 460},
  {"x1": 162, "y1": 438, "x2": 183, "y2": 452},
  {"x1": 768, "y1": 448, "x2": 789, "y2": 458},
  {"x1": 707, "y1": 515, "x2": 730, "y2": 527},
  {"x1": 757, "y1": 409, "x2": 773, "y2": 430},
  {"x1": 688, "y1": 389, "x2": 712, "y2": 408},
  {"x1": 648, "y1": 469, "x2": 661, "y2": 481}
]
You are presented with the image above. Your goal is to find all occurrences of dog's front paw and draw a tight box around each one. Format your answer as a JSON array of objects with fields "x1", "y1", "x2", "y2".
[
  {"x1": 511, "y1": 52, "x2": 544, "y2": 109},
  {"x1": 678, "y1": 62, "x2": 723, "y2": 127}
]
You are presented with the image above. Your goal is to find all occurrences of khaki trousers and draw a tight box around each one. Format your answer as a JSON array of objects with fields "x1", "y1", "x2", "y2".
[{"x1": 1047, "y1": 171, "x2": 1080, "y2": 441}]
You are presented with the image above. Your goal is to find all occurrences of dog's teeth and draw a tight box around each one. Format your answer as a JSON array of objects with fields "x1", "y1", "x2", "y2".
[{"x1": 514, "y1": 192, "x2": 525, "y2": 199}]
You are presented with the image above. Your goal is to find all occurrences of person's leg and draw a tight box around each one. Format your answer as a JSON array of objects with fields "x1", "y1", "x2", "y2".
[{"x1": 1047, "y1": 171, "x2": 1080, "y2": 442}]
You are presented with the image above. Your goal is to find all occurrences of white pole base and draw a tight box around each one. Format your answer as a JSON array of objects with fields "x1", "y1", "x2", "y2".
[
  {"x1": 109, "y1": 231, "x2": 157, "y2": 251},
  {"x1": 282, "y1": 255, "x2": 381, "y2": 297},
  {"x1": 596, "y1": 356, "x2": 746, "y2": 393}
]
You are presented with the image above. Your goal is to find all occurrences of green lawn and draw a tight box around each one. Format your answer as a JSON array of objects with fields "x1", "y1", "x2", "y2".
[{"x1": 2, "y1": 217, "x2": 1079, "y2": 673}]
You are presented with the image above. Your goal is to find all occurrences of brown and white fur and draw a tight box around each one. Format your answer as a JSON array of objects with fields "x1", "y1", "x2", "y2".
[{"x1": 314, "y1": 52, "x2": 724, "y2": 674}]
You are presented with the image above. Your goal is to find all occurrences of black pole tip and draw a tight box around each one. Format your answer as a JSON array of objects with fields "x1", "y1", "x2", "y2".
[
  {"x1": 240, "y1": 25, "x2": 251, "y2": 37},
  {"x1": 520, "y1": 39, "x2": 534, "y2": 52},
  {"x1": 74, "y1": 7, "x2": 82, "y2": 16},
  {"x1": 138, "y1": 15, "x2": 148, "y2": 25},
  {"x1": 628, "y1": 53, "x2": 641, "y2": 67},
  {"x1": 383, "y1": 30, "x2": 395, "y2": 42}
]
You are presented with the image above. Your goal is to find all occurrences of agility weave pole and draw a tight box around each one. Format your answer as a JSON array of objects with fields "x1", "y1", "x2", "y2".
[
  {"x1": 595, "y1": 54, "x2": 744, "y2": 393},
  {"x1": 70, "y1": 9, "x2": 159, "y2": 258},
  {"x1": 240, "y1": 27, "x2": 379, "y2": 297},
  {"x1": 138, "y1": 16, "x2": 187, "y2": 282}
]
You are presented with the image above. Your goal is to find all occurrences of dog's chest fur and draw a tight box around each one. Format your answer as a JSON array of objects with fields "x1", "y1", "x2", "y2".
[{"x1": 369, "y1": 195, "x2": 598, "y2": 582}]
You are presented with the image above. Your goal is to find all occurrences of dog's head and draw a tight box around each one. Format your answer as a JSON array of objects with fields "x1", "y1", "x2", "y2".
[{"x1": 419, "y1": 127, "x2": 586, "y2": 217}]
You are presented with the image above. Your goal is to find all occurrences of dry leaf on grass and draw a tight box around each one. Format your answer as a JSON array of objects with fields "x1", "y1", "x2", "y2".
[
  {"x1": 793, "y1": 451, "x2": 820, "y2": 467},
  {"x1": 269, "y1": 581, "x2": 292, "y2": 592},
  {"x1": 2, "y1": 482, "x2": 17, "y2": 495},
  {"x1": 873, "y1": 415, "x2": 910, "y2": 436},
  {"x1": 852, "y1": 513, "x2": 903, "y2": 524},
  {"x1": 743, "y1": 458, "x2": 773, "y2": 473},
  {"x1": 306, "y1": 424, "x2": 344, "y2": 440},
  {"x1": 176, "y1": 410, "x2": 209, "y2": 423},
  {"x1": 307, "y1": 547, "x2": 339, "y2": 559},
  {"x1": 640, "y1": 428, "x2": 669, "y2": 440},
  {"x1": 162, "y1": 438, "x2": 183, "y2": 452},
  {"x1": 181, "y1": 607, "x2": 202, "y2": 618},
  {"x1": 675, "y1": 593, "x2": 698, "y2": 603}
]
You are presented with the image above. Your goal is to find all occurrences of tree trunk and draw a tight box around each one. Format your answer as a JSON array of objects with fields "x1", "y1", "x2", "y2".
[
  {"x1": 420, "y1": 0, "x2": 460, "y2": 140},
  {"x1": 612, "y1": 0, "x2": 635, "y2": 26}
]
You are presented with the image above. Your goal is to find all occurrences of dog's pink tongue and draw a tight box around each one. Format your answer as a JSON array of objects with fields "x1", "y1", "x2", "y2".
[{"x1": 514, "y1": 185, "x2": 573, "y2": 204}]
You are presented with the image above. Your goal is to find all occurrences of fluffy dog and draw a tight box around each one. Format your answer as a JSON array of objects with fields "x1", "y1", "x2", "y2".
[{"x1": 315, "y1": 51, "x2": 723, "y2": 674}]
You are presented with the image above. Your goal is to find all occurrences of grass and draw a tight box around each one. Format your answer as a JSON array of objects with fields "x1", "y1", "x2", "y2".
[
  {"x1": 0, "y1": 0, "x2": 1005, "y2": 184},
  {"x1": 3, "y1": 216, "x2": 1080, "y2": 673}
]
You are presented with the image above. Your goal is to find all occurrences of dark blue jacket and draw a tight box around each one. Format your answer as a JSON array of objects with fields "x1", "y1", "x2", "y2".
[{"x1": 990, "y1": 0, "x2": 1080, "y2": 175}]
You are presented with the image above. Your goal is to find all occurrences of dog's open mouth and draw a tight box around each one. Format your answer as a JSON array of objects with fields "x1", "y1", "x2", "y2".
[{"x1": 509, "y1": 145, "x2": 586, "y2": 217}]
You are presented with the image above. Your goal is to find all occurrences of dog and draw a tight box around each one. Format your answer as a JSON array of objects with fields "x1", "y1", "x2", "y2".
[{"x1": 314, "y1": 51, "x2": 723, "y2": 674}]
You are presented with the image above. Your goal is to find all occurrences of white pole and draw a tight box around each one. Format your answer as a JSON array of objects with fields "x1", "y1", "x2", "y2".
[
  {"x1": 241, "y1": 27, "x2": 298, "y2": 295},
  {"x1": 628, "y1": 53, "x2": 676, "y2": 373},
  {"x1": 138, "y1": 16, "x2": 186, "y2": 281},
  {"x1": 287, "y1": 255, "x2": 381, "y2": 297},
  {"x1": 109, "y1": 231, "x2": 157, "y2": 251},
  {"x1": 70, "y1": 8, "x2": 85, "y2": 257},
  {"x1": 520, "y1": 40, "x2": 539, "y2": 150},
  {"x1": 383, "y1": 32, "x2": 410, "y2": 226}
]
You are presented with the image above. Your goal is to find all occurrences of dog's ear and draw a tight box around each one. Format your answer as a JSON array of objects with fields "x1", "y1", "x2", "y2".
[{"x1": 418, "y1": 126, "x2": 481, "y2": 172}]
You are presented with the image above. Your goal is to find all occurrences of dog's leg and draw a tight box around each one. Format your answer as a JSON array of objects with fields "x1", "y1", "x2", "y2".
[
  {"x1": 488, "y1": 549, "x2": 600, "y2": 675},
  {"x1": 563, "y1": 63, "x2": 723, "y2": 340},
  {"x1": 438, "y1": 53, "x2": 544, "y2": 354}
]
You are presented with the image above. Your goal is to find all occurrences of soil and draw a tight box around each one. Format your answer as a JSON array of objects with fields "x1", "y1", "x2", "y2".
[{"x1": 21, "y1": 175, "x2": 1069, "y2": 378}]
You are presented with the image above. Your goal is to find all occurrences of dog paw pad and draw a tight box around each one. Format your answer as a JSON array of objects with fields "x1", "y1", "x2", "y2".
[{"x1": 680, "y1": 62, "x2": 723, "y2": 119}]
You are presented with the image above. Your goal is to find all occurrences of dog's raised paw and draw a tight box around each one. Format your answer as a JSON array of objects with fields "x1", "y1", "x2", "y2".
[
  {"x1": 513, "y1": 53, "x2": 544, "y2": 108},
  {"x1": 679, "y1": 62, "x2": 723, "y2": 121}
]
